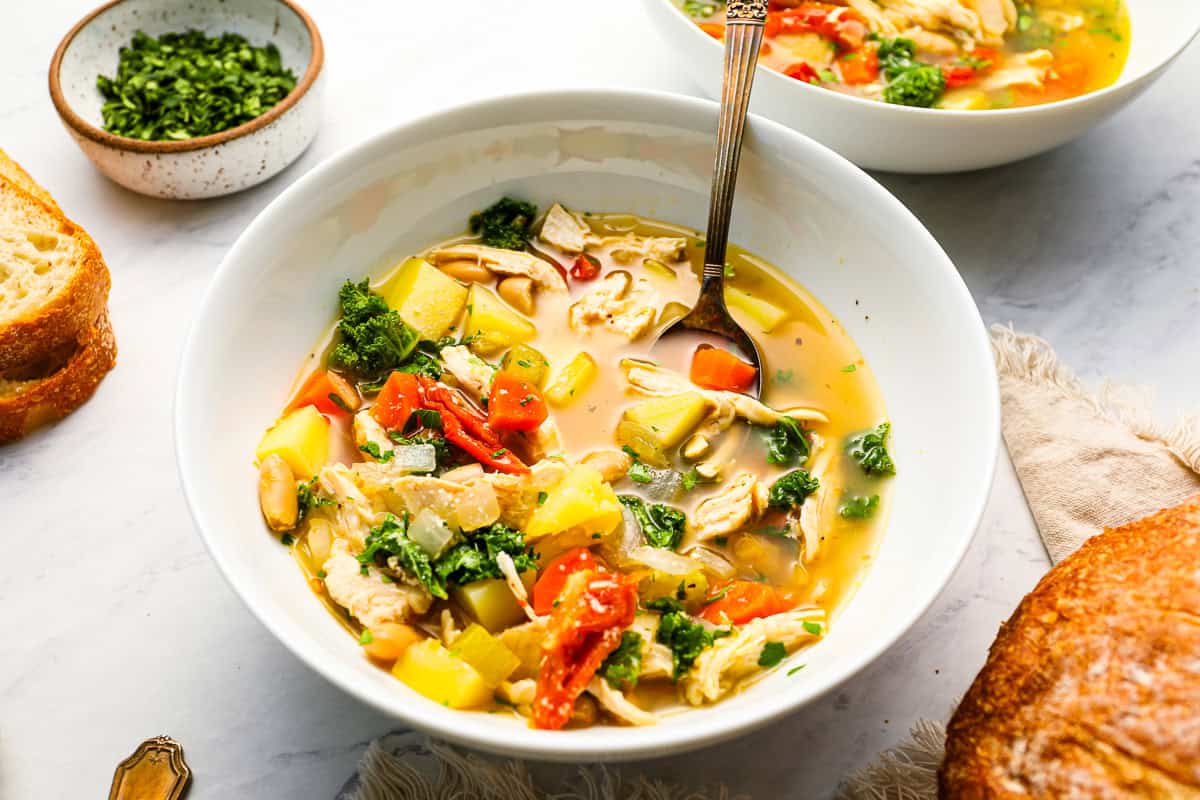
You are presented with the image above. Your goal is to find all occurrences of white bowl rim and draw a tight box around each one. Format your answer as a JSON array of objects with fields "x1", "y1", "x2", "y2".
[
  {"x1": 175, "y1": 86, "x2": 1000, "y2": 761},
  {"x1": 653, "y1": 0, "x2": 1200, "y2": 118}
]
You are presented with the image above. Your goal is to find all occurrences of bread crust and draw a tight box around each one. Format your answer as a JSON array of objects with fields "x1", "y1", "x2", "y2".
[
  {"x1": 0, "y1": 177, "x2": 111, "y2": 371},
  {"x1": 940, "y1": 495, "x2": 1200, "y2": 799},
  {"x1": 0, "y1": 148, "x2": 60, "y2": 212},
  {"x1": 0, "y1": 308, "x2": 116, "y2": 443}
]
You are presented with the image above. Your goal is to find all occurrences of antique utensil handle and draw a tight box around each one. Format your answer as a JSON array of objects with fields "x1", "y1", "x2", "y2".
[
  {"x1": 702, "y1": 0, "x2": 767, "y2": 285},
  {"x1": 109, "y1": 736, "x2": 192, "y2": 800}
]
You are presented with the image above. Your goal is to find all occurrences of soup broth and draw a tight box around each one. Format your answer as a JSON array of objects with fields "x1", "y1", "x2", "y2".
[
  {"x1": 255, "y1": 200, "x2": 894, "y2": 728},
  {"x1": 683, "y1": 0, "x2": 1130, "y2": 110}
]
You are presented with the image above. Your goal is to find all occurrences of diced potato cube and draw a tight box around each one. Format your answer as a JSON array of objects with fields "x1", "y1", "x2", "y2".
[
  {"x1": 500, "y1": 343, "x2": 550, "y2": 387},
  {"x1": 255, "y1": 406, "x2": 330, "y2": 479},
  {"x1": 938, "y1": 88, "x2": 990, "y2": 111},
  {"x1": 639, "y1": 570, "x2": 709, "y2": 611},
  {"x1": 448, "y1": 624, "x2": 521, "y2": 687},
  {"x1": 453, "y1": 572, "x2": 535, "y2": 633},
  {"x1": 726, "y1": 286, "x2": 788, "y2": 332},
  {"x1": 464, "y1": 284, "x2": 537, "y2": 355},
  {"x1": 622, "y1": 392, "x2": 709, "y2": 450},
  {"x1": 526, "y1": 464, "x2": 623, "y2": 541},
  {"x1": 381, "y1": 257, "x2": 469, "y2": 340},
  {"x1": 543, "y1": 352, "x2": 597, "y2": 407},
  {"x1": 392, "y1": 639, "x2": 492, "y2": 709}
]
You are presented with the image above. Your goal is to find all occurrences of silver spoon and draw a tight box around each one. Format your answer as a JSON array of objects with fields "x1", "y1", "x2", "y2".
[{"x1": 655, "y1": 0, "x2": 768, "y2": 398}]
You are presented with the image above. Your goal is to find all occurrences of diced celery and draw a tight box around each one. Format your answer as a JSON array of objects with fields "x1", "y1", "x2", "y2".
[{"x1": 448, "y1": 624, "x2": 521, "y2": 688}]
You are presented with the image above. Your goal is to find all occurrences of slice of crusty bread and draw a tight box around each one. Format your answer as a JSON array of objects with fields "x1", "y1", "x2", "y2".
[
  {"x1": 939, "y1": 495, "x2": 1200, "y2": 798},
  {"x1": 0, "y1": 308, "x2": 116, "y2": 443},
  {"x1": 0, "y1": 149, "x2": 60, "y2": 213},
  {"x1": 0, "y1": 175, "x2": 110, "y2": 371}
]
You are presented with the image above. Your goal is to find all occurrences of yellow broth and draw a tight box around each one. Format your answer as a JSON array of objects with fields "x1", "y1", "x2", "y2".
[{"x1": 684, "y1": 0, "x2": 1130, "y2": 110}]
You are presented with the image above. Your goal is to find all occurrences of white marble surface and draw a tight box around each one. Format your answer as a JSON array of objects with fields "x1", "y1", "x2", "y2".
[{"x1": 3, "y1": 2, "x2": 1198, "y2": 797}]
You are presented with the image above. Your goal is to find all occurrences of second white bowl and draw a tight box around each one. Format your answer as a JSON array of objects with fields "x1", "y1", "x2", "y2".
[{"x1": 644, "y1": 0, "x2": 1200, "y2": 173}]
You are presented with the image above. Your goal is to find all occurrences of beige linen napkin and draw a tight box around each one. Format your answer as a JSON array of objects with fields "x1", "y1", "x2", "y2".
[
  {"x1": 340, "y1": 326, "x2": 1200, "y2": 800},
  {"x1": 839, "y1": 324, "x2": 1200, "y2": 800}
]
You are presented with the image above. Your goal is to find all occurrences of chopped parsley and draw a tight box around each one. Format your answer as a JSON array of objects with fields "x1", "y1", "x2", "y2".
[
  {"x1": 280, "y1": 533, "x2": 295, "y2": 547},
  {"x1": 841, "y1": 363, "x2": 857, "y2": 373},
  {"x1": 537, "y1": 491, "x2": 549, "y2": 506},
  {"x1": 359, "y1": 441, "x2": 394, "y2": 462},
  {"x1": 787, "y1": 664, "x2": 806, "y2": 676},
  {"x1": 296, "y1": 477, "x2": 333, "y2": 521},
  {"x1": 803, "y1": 621, "x2": 823, "y2": 636},
  {"x1": 758, "y1": 641, "x2": 787, "y2": 668},
  {"x1": 358, "y1": 629, "x2": 374, "y2": 645},
  {"x1": 775, "y1": 368, "x2": 794, "y2": 385}
]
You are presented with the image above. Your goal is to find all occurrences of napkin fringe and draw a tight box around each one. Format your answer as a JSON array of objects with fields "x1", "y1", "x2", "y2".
[
  {"x1": 836, "y1": 720, "x2": 946, "y2": 800},
  {"x1": 346, "y1": 733, "x2": 742, "y2": 800},
  {"x1": 990, "y1": 324, "x2": 1200, "y2": 473}
]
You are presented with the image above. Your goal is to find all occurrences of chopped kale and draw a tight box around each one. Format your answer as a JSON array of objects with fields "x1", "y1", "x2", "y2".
[
  {"x1": 846, "y1": 422, "x2": 896, "y2": 476},
  {"x1": 600, "y1": 630, "x2": 644, "y2": 690},
  {"x1": 839, "y1": 494, "x2": 881, "y2": 519},
  {"x1": 327, "y1": 279, "x2": 419, "y2": 382},
  {"x1": 619, "y1": 495, "x2": 687, "y2": 550},
  {"x1": 647, "y1": 597, "x2": 730, "y2": 679},
  {"x1": 768, "y1": 469, "x2": 820, "y2": 510},
  {"x1": 357, "y1": 514, "x2": 446, "y2": 599},
  {"x1": 469, "y1": 197, "x2": 537, "y2": 250},
  {"x1": 434, "y1": 523, "x2": 537, "y2": 586},
  {"x1": 765, "y1": 416, "x2": 811, "y2": 466},
  {"x1": 359, "y1": 441, "x2": 394, "y2": 462}
]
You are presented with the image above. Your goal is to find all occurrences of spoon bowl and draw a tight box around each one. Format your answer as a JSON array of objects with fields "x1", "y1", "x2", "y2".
[{"x1": 653, "y1": 0, "x2": 768, "y2": 397}]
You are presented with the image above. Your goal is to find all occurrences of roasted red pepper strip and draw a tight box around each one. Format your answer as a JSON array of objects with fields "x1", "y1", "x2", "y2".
[
  {"x1": 569, "y1": 253, "x2": 602, "y2": 281},
  {"x1": 532, "y1": 547, "x2": 601, "y2": 616},
  {"x1": 533, "y1": 570, "x2": 638, "y2": 730},
  {"x1": 700, "y1": 580, "x2": 793, "y2": 625},
  {"x1": 419, "y1": 377, "x2": 529, "y2": 474}
]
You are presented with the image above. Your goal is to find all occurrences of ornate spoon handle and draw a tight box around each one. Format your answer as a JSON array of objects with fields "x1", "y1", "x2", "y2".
[
  {"x1": 701, "y1": 0, "x2": 767, "y2": 286},
  {"x1": 109, "y1": 736, "x2": 192, "y2": 800}
]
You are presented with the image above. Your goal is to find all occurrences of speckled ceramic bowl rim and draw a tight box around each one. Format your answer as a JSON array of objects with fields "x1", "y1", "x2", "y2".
[{"x1": 48, "y1": 0, "x2": 324, "y2": 154}]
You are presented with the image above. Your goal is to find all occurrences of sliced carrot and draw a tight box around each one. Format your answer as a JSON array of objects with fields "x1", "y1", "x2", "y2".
[
  {"x1": 700, "y1": 580, "x2": 792, "y2": 625},
  {"x1": 487, "y1": 371, "x2": 548, "y2": 433},
  {"x1": 290, "y1": 370, "x2": 359, "y2": 416},
  {"x1": 699, "y1": 22, "x2": 724, "y2": 40},
  {"x1": 690, "y1": 346, "x2": 758, "y2": 393}
]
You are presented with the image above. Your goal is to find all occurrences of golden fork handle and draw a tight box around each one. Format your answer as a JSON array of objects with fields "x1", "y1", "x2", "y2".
[{"x1": 109, "y1": 737, "x2": 192, "y2": 800}]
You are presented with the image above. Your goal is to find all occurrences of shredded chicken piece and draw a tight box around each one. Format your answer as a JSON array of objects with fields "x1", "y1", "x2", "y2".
[
  {"x1": 428, "y1": 243, "x2": 567, "y2": 292},
  {"x1": 352, "y1": 409, "x2": 393, "y2": 456},
  {"x1": 601, "y1": 234, "x2": 687, "y2": 265},
  {"x1": 440, "y1": 609, "x2": 462, "y2": 645},
  {"x1": 681, "y1": 608, "x2": 826, "y2": 705},
  {"x1": 519, "y1": 417, "x2": 565, "y2": 461},
  {"x1": 978, "y1": 49, "x2": 1054, "y2": 91},
  {"x1": 472, "y1": 459, "x2": 568, "y2": 530},
  {"x1": 846, "y1": 0, "x2": 900, "y2": 34},
  {"x1": 879, "y1": 0, "x2": 988, "y2": 44},
  {"x1": 1040, "y1": 9, "x2": 1083, "y2": 31},
  {"x1": 538, "y1": 203, "x2": 590, "y2": 253},
  {"x1": 622, "y1": 360, "x2": 828, "y2": 458},
  {"x1": 497, "y1": 551, "x2": 542, "y2": 623},
  {"x1": 322, "y1": 538, "x2": 433, "y2": 629},
  {"x1": 498, "y1": 678, "x2": 537, "y2": 708},
  {"x1": 315, "y1": 464, "x2": 383, "y2": 550},
  {"x1": 901, "y1": 25, "x2": 961, "y2": 54},
  {"x1": 439, "y1": 345, "x2": 494, "y2": 402},
  {"x1": 498, "y1": 618, "x2": 549, "y2": 680},
  {"x1": 630, "y1": 613, "x2": 675, "y2": 680},
  {"x1": 798, "y1": 437, "x2": 834, "y2": 564},
  {"x1": 688, "y1": 473, "x2": 770, "y2": 542},
  {"x1": 587, "y1": 677, "x2": 658, "y2": 726},
  {"x1": 568, "y1": 271, "x2": 659, "y2": 340},
  {"x1": 964, "y1": 0, "x2": 1016, "y2": 39}
]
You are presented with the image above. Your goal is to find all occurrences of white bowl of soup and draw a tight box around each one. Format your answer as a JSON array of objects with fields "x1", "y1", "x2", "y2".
[
  {"x1": 176, "y1": 89, "x2": 999, "y2": 760},
  {"x1": 644, "y1": 0, "x2": 1200, "y2": 172}
]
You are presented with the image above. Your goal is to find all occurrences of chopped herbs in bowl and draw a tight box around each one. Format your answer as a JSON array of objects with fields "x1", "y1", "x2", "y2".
[
  {"x1": 97, "y1": 29, "x2": 298, "y2": 141},
  {"x1": 49, "y1": 0, "x2": 323, "y2": 198}
]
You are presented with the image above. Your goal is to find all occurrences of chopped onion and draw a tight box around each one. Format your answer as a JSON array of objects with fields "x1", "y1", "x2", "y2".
[
  {"x1": 617, "y1": 506, "x2": 643, "y2": 562},
  {"x1": 683, "y1": 545, "x2": 736, "y2": 579},
  {"x1": 627, "y1": 546, "x2": 701, "y2": 576},
  {"x1": 408, "y1": 507, "x2": 456, "y2": 558},
  {"x1": 390, "y1": 444, "x2": 437, "y2": 474},
  {"x1": 640, "y1": 466, "x2": 683, "y2": 502}
]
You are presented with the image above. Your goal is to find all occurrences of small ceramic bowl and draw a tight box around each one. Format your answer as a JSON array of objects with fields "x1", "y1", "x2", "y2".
[
  {"x1": 644, "y1": 0, "x2": 1200, "y2": 173},
  {"x1": 49, "y1": 0, "x2": 323, "y2": 199}
]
